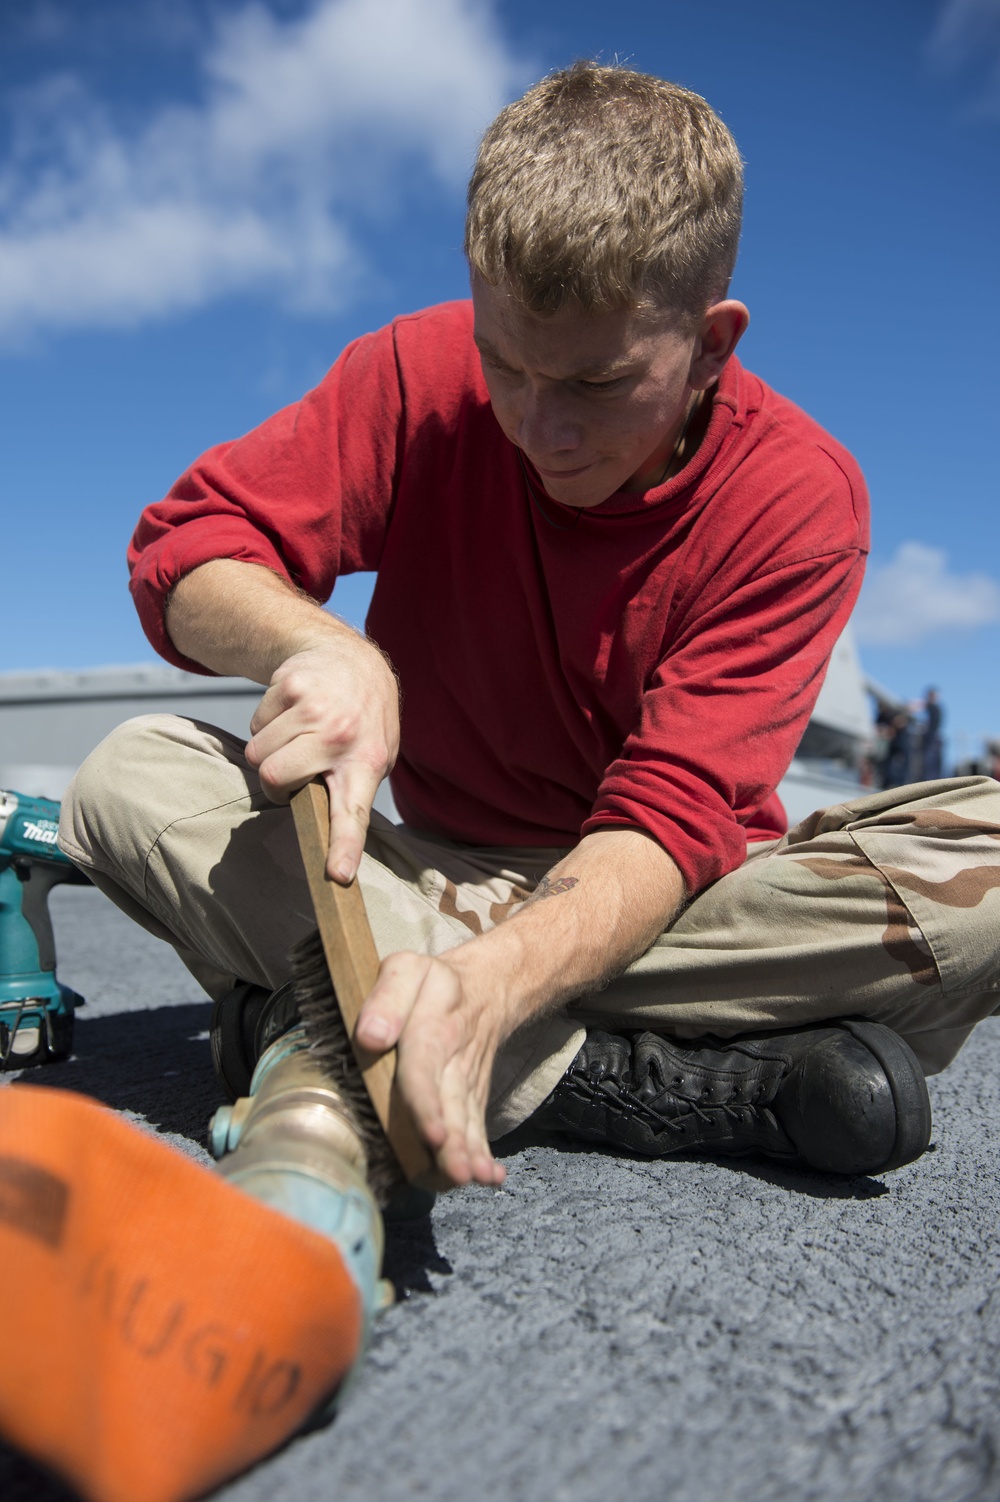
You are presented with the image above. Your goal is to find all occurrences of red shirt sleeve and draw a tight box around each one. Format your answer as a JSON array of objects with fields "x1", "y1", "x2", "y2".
[{"x1": 127, "y1": 324, "x2": 405, "y2": 672}]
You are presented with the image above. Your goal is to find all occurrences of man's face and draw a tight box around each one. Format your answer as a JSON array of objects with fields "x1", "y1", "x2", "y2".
[{"x1": 472, "y1": 276, "x2": 698, "y2": 508}]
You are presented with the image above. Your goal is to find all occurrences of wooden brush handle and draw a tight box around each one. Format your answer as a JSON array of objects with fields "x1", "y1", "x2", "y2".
[{"x1": 291, "y1": 781, "x2": 433, "y2": 1183}]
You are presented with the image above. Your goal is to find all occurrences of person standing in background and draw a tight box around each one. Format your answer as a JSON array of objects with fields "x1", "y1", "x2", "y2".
[
  {"x1": 882, "y1": 709, "x2": 912, "y2": 789},
  {"x1": 921, "y1": 689, "x2": 944, "y2": 781}
]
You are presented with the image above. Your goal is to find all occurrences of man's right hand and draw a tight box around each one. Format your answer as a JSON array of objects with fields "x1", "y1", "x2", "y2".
[
  {"x1": 166, "y1": 559, "x2": 399, "y2": 883},
  {"x1": 245, "y1": 635, "x2": 399, "y2": 882}
]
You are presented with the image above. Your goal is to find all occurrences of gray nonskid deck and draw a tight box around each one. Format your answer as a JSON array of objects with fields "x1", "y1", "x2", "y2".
[{"x1": 2, "y1": 886, "x2": 998, "y2": 1502}]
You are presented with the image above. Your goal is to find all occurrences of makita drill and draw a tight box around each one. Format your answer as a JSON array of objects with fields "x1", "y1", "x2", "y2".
[{"x1": 0, "y1": 790, "x2": 87, "y2": 1068}]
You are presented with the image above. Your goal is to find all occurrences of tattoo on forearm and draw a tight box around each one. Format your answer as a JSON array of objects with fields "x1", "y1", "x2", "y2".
[{"x1": 525, "y1": 875, "x2": 579, "y2": 904}]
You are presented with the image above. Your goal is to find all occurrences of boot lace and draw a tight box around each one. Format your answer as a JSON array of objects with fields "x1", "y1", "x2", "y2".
[{"x1": 568, "y1": 1061, "x2": 770, "y2": 1136}]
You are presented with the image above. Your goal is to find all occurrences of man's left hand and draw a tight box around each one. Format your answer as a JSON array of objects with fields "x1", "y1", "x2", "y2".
[
  {"x1": 353, "y1": 828, "x2": 686, "y2": 1189},
  {"x1": 355, "y1": 951, "x2": 508, "y2": 1188}
]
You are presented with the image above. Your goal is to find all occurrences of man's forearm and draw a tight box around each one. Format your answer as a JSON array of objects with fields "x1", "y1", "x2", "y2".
[
  {"x1": 166, "y1": 559, "x2": 356, "y2": 682},
  {"x1": 446, "y1": 826, "x2": 686, "y2": 1034},
  {"x1": 167, "y1": 559, "x2": 401, "y2": 882}
]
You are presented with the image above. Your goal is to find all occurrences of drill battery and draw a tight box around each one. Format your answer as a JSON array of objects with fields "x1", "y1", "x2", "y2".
[{"x1": 0, "y1": 789, "x2": 87, "y2": 1068}]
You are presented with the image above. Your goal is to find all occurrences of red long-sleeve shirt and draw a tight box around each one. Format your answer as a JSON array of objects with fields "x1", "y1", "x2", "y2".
[{"x1": 129, "y1": 300, "x2": 869, "y2": 895}]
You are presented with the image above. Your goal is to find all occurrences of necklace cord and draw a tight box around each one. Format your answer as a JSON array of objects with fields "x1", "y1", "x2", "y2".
[{"x1": 648, "y1": 389, "x2": 703, "y2": 489}]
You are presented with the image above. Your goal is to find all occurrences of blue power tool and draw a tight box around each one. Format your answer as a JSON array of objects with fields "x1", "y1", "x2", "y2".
[{"x1": 0, "y1": 789, "x2": 88, "y2": 1068}]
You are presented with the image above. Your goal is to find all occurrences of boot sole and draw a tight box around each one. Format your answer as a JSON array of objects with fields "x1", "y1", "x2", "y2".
[{"x1": 840, "y1": 1019, "x2": 932, "y2": 1172}]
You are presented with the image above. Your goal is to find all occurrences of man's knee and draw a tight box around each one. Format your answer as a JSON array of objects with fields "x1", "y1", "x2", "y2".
[{"x1": 58, "y1": 713, "x2": 246, "y2": 880}]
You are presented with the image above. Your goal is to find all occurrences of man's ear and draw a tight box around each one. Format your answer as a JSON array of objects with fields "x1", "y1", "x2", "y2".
[{"x1": 688, "y1": 300, "x2": 750, "y2": 389}]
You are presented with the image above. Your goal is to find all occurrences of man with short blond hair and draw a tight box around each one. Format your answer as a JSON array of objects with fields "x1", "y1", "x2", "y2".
[
  {"x1": 466, "y1": 66, "x2": 743, "y2": 320},
  {"x1": 62, "y1": 62, "x2": 1000, "y2": 1188}
]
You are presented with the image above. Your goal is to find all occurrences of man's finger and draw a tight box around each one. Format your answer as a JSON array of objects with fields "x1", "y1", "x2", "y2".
[
  {"x1": 391, "y1": 1003, "x2": 471, "y2": 1168},
  {"x1": 249, "y1": 734, "x2": 328, "y2": 805},
  {"x1": 436, "y1": 1065, "x2": 504, "y2": 1188},
  {"x1": 324, "y1": 763, "x2": 381, "y2": 882},
  {"x1": 428, "y1": 1086, "x2": 501, "y2": 1189},
  {"x1": 355, "y1": 952, "x2": 432, "y2": 1053},
  {"x1": 246, "y1": 704, "x2": 326, "y2": 793},
  {"x1": 248, "y1": 678, "x2": 294, "y2": 739},
  {"x1": 246, "y1": 704, "x2": 301, "y2": 769}
]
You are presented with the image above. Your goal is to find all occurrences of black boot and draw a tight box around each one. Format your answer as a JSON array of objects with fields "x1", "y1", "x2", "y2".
[
  {"x1": 209, "y1": 980, "x2": 301, "y2": 1101},
  {"x1": 530, "y1": 1019, "x2": 931, "y2": 1175}
]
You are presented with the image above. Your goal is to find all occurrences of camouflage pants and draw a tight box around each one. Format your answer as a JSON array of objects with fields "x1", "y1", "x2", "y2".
[{"x1": 59, "y1": 715, "x2": 1000, "y2": 1139}]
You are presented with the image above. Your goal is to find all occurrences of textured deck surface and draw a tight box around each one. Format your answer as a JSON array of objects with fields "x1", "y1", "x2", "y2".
[{"x1": 3, "y1": 886, "x2": 1000, "y2": 1502}]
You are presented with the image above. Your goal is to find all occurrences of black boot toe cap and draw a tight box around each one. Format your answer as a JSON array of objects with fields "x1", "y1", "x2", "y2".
[{"x1": 773, "y1": 1024, "x2": 930, "y2": 1175}]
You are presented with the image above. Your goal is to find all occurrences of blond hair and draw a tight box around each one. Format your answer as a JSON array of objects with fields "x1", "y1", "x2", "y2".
[{"x1": 465, "y1": 62, "x2": 743, "y2": 322}]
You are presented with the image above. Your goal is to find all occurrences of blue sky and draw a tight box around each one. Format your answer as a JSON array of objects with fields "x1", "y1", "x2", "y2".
[{"x1": 2, "y1": 0, "x2": 998, "y2": 765}]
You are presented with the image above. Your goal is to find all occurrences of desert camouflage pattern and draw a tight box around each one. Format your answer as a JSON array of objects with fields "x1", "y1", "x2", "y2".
[{"x1": 60, "y1": 717, "x2": 1000, "y2": 1139}]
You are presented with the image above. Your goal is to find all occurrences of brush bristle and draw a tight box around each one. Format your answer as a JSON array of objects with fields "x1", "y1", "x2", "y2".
[{"x1": 290, "y1": 929, "x2": 403, "y2": 1207}]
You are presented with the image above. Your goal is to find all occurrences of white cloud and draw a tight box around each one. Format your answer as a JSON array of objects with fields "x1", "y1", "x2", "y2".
[
  {"x1": 0, "y1": 0, "x2": 531, "y2": 341},
  {"x1": 854, "y1": 541, "x2": 1000, "y2": 647},
  {"x1": 929, "y1": 0, "x2": 1000, "y2": 60},
  {"x1": 926, "y1": 0, "x2": 1000, "y2": 113}
]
